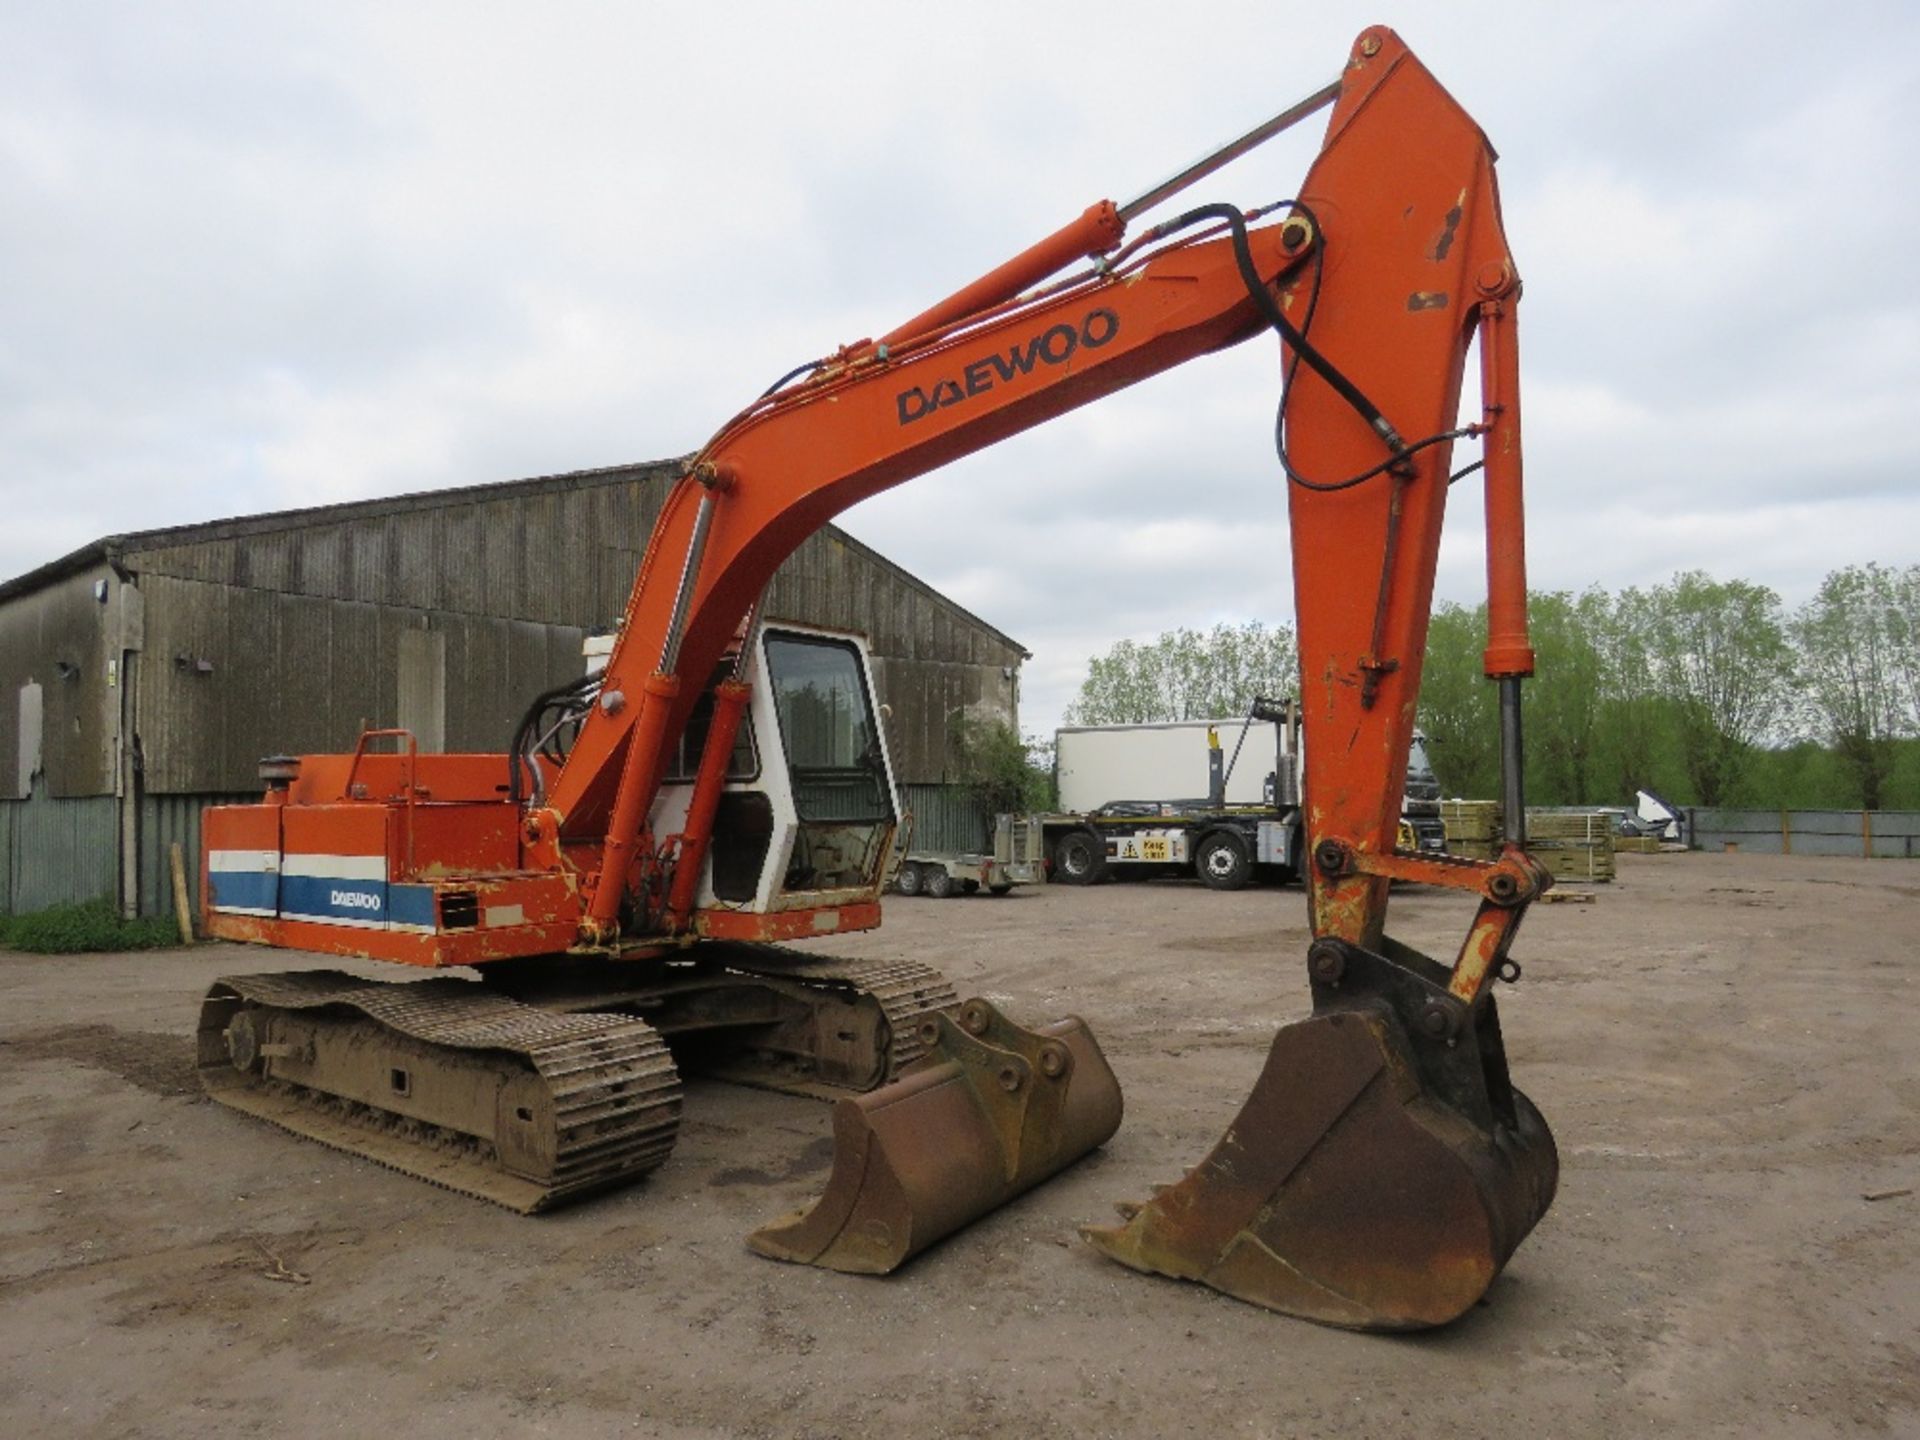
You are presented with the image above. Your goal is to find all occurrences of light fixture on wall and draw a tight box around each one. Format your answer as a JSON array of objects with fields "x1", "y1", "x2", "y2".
[
  {"x1": 174, "y1": 653, "x2": 215, "y2": 676},
  {"x1": 53, "y1": 660, "x2": 79, "y2": 682}
]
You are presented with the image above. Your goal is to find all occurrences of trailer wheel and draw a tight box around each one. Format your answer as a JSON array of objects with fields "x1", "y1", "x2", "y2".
[
  {"x1": 1197, "y1": 832, "x2": 1251, "y2": 891},
  {"x1": 1053, "y1": 830, "x2": 1107, "y2": 886},
  {"x1": 895, "y1": 863, "x2": 923, "y2": 897},
  {"x1": 925, "y1": 866, "x2": 956, "y2": 899}
]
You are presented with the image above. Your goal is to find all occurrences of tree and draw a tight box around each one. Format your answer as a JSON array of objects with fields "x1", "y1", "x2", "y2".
[
  {"x1": 1792, "y1": 564, "x2": 1911, "y2": 809},
  {"x1": 1889, "y1": 565, "x2": 1920, "y2": 730},
  {"x1": 949, "y1": 716, "x2": 1054, "y2": 815},
  {"x1": 1592, "y1": 587, "x2": 1674, "y2": 802},
  {"x1": 1643, "y1": 571, "x2": 1795, "y2": 806},
  {"x1": 1415, "y1": 601, "x2": 1499, "y2": 799},
  {"x1": 1066, "y1": 621, "x2": 1297, "y2": 725},
  {"x1": 1524, "y1": 589, "x2": 1609, "y2": 804}
]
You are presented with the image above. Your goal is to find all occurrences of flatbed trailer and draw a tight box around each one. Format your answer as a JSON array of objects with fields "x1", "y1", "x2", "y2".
[{"x1": 891, "y1": 815, "x2": 1045, "y2": 898}]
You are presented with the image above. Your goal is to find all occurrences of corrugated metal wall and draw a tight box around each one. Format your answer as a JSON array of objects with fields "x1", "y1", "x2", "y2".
[
  {"x1": 1, "y1": 776, "x2": 116, "y2": 912},
  {"x1": 121, "y1": 465, "x2": 1026, "y2": 788},
  {"x1": 0, "y1": 565, "x2": 119, "y2": 797},
  {"x1": 900, "y1": 784, "x2": 992, "y2": 857},
  {"x1": 136, "y1": 791, "x2": 258, "y2": 921},
  {"x1": 136, "y1": 573, "x2": 590, "y2": 793}
]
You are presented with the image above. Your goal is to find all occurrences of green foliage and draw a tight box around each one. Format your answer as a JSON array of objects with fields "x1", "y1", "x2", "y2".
[
  {"x1": 1067, "y1": 621, "x2": 1296, "y2": 725},
  {"x1": 1416, "y1": 602, "x2": 1499, "y2": 797},
  {"x1": 1066, "y1": 566, "x2": 1920, "y2": 811},
  {"x1": 1793, "y1": 564, "x2": 1913, "y2": 808},
  {"x1": 1525, "y1": 589, "x2": 1609, "y2": 805},
  {"x1": 0, "y1": 898, "x2": 182, "y2": 954},
  {"x1": 1642, "y1": 571, "x2": 1795, "y2": 805},
  {"x1": 950, "y1": 717, "x2": 1054, "y2": 814},
  {"x1": 1590, "y1": 586, "x2": 1678, "y2": 801}
]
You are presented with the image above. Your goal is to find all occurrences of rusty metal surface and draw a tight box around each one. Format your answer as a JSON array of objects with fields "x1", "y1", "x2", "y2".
[
  {"x1": 488, "y1": 946, "x2": 959, "y2": 1096},
  {"x1": 198, "y1": 971, "x2": 683, "y2": 1212},
  {"x1": 1083, "y1": 987, "x2": 1557, "y2": 1331},
  {"x1": 747, "y1": 998, "x2": 1123, "y2": 1274}
]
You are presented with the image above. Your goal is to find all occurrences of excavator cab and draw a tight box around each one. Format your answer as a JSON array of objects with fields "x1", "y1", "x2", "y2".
[{"x1": 669, "y1": 623, "x2": 901, "y2": 910}]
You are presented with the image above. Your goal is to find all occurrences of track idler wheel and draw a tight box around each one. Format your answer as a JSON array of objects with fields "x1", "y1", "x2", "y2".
[
  {"x1": 1082, "y1": 1000, "x2": 1557, "y2": 1331},
  {"x1": 747, "y1": 998, "x2": 1123, "y2": 1274}
]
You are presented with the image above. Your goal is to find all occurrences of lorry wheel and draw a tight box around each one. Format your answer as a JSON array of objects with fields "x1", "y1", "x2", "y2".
[
  {"x1": 1054, "y1": 830, "x2": 1107, "y2": 886},
  {"x1": 896, "y1": 863, "x2": 923, "y2": 897},
  {"x1": 988, "y1": 882, "x2": 1014, "y2": 896},
  {"x1": 925, "y1": 867, "x2": 956, "y2": 899},
  {"x1": 1197, "y1": 832, "x2": 1251, "y2": 891}
]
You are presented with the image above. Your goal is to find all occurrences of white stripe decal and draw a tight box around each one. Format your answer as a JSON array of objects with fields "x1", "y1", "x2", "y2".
[
  {"x1": 211, "y1": 904, "x2": 276, "y2": 918},
  {"x1": 281, "y1": 852, "x2": 388, "y2": 881},
  {"x1": 208, "y1": 849, "x2": 280, "y2": 874}
]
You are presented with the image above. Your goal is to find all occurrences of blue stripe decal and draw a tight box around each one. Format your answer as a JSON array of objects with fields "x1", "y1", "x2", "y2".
[
  {"x1": 209, "y1": 870, "x2": 279, "y2": 913},
  {"x1": 388, "y1": 884, "x2": 438, "y2": 931},
  {"x1": 280, "y1": 874, "x2": 388, "y2": 926}
]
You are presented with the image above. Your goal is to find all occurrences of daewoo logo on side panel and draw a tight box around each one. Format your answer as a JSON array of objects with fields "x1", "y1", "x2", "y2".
[{"x1": 896, "y1": 308, "x2": 1120, "y2": 426}]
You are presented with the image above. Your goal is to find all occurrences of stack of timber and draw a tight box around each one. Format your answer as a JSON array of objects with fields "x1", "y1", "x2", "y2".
[
  {"x1": 1613, "y1": 835, "x2": 1665, "y2": 855},
  {"x1": 1524, "y1": 809, "x2": 1616, "y2": 883},
  {"x1": 1440, "y1": 800, "x2": 1502, "y2": 861}
]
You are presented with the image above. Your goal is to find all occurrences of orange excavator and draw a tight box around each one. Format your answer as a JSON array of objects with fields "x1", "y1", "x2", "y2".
[{"x1": 196, "y1": 27, "x2": 1557, "y2": 1331}]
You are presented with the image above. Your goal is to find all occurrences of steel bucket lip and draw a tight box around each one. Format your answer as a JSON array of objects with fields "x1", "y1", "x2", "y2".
[
  {"x1": 1083, "y1": 1003, "x2": 1557, "y2": 1331},
  {"x1": 748, "y1": 1002, "x2": 1123, "y2": 1274}
]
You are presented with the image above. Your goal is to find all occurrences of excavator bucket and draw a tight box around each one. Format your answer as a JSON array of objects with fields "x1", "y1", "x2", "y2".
[
  {"x1": 748, "y1": 998, "x2": 1122, "y2": 1273},
  {"x1": 1083, "y1": 939, "x2": 1558, "y2": 1331}
]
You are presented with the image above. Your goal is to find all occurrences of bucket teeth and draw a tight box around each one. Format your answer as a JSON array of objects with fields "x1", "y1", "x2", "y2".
[
  {"x1": 747, "y1": 998, "x2": 1123, "y2": 1273},
  {"x1": 1082, "y1": 1004, "x2": 1557, "y2": 1331}
]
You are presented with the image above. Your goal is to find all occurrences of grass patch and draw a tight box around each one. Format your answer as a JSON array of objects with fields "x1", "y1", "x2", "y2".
[{"x1": 0, "y1": 898, "x2": 184, "y2": 954}]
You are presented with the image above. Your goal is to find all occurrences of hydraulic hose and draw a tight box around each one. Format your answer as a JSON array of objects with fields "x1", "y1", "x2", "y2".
[{"x1": 506, "y1": 673, "x2": 600, "y2": 805}]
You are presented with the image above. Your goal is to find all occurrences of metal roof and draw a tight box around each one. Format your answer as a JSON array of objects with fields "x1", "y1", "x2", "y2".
[{"x1": 0, "y1": 460, "x2": 1029, "y2": 658}]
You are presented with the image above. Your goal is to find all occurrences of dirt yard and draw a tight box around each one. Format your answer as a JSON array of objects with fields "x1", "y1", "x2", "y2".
[{"x1": 2, "y1": 852, "x2": 1916, "y2": 1439}]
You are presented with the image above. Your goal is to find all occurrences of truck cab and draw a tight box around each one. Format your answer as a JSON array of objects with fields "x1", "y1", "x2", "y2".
[
  {"x1": 1402, "y1": 729, "x2": 1447, "y2": 854},
  {"x1": 1041, "y1": 704, "x2": 1447, "y2": 890}
]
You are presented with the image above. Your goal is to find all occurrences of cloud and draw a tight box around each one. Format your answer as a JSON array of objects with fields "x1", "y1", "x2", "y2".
[{"x1": 3, "y1": 0, "x2": 1918, "y2": 741}]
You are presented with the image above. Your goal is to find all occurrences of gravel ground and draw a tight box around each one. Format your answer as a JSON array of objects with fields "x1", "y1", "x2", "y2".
[{"x1": 1, "y1": 851, "x2": 1916, "y2": 1439}]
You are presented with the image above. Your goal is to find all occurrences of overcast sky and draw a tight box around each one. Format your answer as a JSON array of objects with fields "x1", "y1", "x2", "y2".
[{"x1": 4, "y1": 1, "x2": 1916, "y2": 735}]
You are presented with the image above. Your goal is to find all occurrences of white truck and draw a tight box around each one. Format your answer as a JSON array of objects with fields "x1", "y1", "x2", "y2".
[{"x1": 1039, "y1": 702, "x2": 1446, "y2": 890}]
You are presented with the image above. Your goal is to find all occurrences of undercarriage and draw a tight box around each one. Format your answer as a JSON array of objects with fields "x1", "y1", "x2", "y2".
[{"x1": 197, "y1": 946, "x2": 959, "y2": 1213}]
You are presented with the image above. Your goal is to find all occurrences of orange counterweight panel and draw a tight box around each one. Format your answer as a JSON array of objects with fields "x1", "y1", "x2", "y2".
[
  {"x1": 285, "y1": 752, "x2": 527, "y2": 806},
  {"x1": 402, "y1": 802, "x2": 523, "y2": 879},
  {"x1": 203, "y1": 803, "x2": 284, "y2": 923},
  {"x1": 204, "y1": 792, "x2": 581, "y2": 967}
]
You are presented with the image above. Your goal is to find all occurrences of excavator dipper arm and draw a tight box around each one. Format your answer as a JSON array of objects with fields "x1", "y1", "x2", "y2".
[
  {"x1": 1080, "y1": 34, "x2": 1560, "y2": 1328},
  {"x1": 688, "y1": 28, "x2": 1560, "y2": 1326}
]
